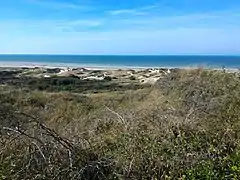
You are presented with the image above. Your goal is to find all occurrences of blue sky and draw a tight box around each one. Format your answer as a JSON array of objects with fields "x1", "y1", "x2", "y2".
[{"x1": 0, "y1": 0, "x2": 240, "y2": 55}]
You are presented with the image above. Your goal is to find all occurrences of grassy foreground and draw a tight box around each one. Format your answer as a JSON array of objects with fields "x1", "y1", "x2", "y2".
[{"x1": 0, "y1": 69, "x2": 240, "y2": 179}]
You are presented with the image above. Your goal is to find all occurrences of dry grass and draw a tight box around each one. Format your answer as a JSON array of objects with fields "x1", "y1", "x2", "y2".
[{"x1": 0, "y1": 69, "x2": 240, "y2": 179}]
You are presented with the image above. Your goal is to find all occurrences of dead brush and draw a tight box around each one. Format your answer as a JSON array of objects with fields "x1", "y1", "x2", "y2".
[{"x1": 0, "y1": 107, "x2": 118, "y2": 180}]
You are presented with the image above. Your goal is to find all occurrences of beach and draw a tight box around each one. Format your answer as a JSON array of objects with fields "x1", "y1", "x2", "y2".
[{"x1": 0, "y1": 60, "x2": 162, "y2": 70}]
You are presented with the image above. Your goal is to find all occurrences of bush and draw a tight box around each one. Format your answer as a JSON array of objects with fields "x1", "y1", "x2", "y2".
[
  {"x1": 129, "y1": 76, "x2": 136, "y2": 81},
  {"x1": 104, "y1": 76, "x2": 112, "y2": 81},
  {"x1": 1, "y1": 69, "x2": 240, "y2": 179}
]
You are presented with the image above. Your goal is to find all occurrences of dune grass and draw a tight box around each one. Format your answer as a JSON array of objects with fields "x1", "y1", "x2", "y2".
[{"x1": 0, "y1": 69, "x2": 240, "y2": 179}]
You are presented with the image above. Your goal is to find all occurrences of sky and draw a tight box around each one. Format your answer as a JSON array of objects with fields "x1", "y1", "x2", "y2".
[{"x1": 0, "y1": 0, "x2": 240, "y2": 55}]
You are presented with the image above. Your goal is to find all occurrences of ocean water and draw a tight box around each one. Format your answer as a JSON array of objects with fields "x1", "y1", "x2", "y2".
[{"x1": 0, "y1": 55, "x2": 240, "y2": 69}]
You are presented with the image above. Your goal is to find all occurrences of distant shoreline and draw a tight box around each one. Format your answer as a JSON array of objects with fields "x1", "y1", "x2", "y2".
[
  {"x1": 0, "y1": 60, "x2": 239, "y2": 71},
  {"x1": 0, "y1": 61, "x2": 238, "y2": 71},
  {"x1": 0, "y1": 61, "x2": 152, "y2": 70}
]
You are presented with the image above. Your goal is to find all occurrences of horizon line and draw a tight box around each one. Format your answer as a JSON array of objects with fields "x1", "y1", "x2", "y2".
[{"x1": 0, "y1": 54, "x2": 240, "y2": 57}]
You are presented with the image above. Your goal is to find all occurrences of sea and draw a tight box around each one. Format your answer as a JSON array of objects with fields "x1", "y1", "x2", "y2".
[{"x1": 0, "y1": 55, "x2": 240, "y2": 69}]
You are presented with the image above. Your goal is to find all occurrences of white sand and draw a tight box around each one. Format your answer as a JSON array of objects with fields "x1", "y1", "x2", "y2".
[
  {"x1": 0, "y1": 61, "x2": 239, "y2": 72},
  {"x1": 0, "y1": 61, "x2": 152, "y2": 70}
]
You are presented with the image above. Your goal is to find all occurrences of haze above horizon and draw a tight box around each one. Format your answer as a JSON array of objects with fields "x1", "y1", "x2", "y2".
[{"x1": 1, "y1": 0, "x2": 240, "y2": 55}]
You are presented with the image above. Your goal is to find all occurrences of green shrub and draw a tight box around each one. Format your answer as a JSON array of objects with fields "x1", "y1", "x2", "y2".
[
  {"x1": 129, "y1": 76, "x2": 136, "y2": 81},
  {"x1": 104, "y1": 76, "x2": 112, "y2": 81}
]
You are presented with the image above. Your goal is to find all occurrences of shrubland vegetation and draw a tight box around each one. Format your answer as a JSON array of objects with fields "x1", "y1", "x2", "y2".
[
  {"x1": 0, "y1": 73, "x2": 146, "y2": 93},
  {"x1": 0, "y1": 68, "x2": 240, "y2": 179}
]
